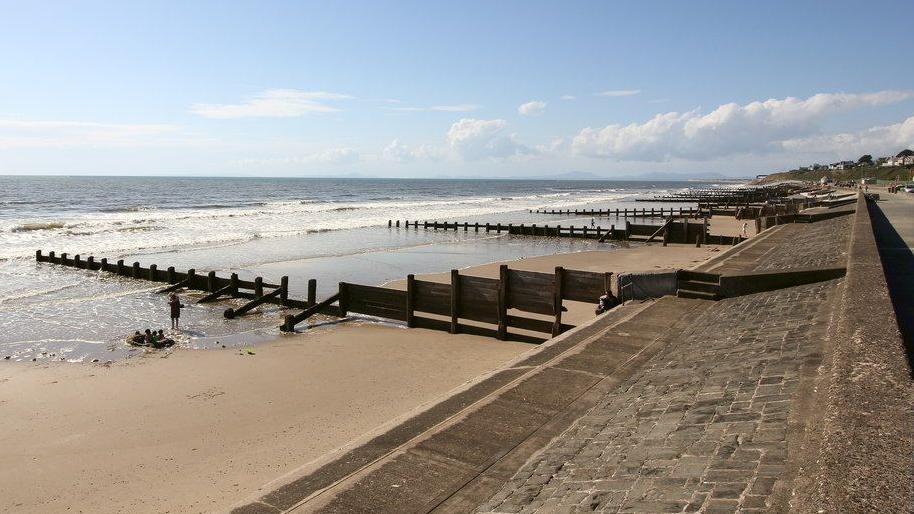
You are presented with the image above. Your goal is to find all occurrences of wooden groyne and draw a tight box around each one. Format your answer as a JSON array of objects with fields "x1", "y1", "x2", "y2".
[
  {"x1": 35, "y1": 250, "x2": 616, "y2": 342},
  {"x1": 328, "y1": 265, "x2": 612, "y2": 340},
  {"x1": 637, "y1": 184, "x2": 810, "y2": 203},
  {"x1": 34, "y1": 250, "x2": 336, "y2": 319},
  {"x1": 528, "y1": 206, "x2": 699, "y2": 218},
  {"x1": 387, "y1": 219, "x2": 744, "y2": 245}
]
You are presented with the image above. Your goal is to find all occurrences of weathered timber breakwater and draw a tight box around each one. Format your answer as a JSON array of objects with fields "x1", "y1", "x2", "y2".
[
  {"x1": 233, "y1": 191, "x2": 913, "y2": 514},
  {"x1": 35, "y1": 249, "x2": 612, "y2": 342},
  {"x1": 386, "y1": 218, "x2": 739, "y2": 245}
]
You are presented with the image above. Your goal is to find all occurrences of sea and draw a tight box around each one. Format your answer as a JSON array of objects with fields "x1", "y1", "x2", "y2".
[{"x1": 0, "y1": 176, "x2": 717, "y2": 362}]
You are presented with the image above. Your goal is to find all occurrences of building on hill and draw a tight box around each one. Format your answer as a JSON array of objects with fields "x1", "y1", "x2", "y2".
[
  {"x1": 829, "y1": 161, "x2": 855, "y2": 170},
  {"x1": 881, "y1": 155, "x2": 914, "y2": 166}
]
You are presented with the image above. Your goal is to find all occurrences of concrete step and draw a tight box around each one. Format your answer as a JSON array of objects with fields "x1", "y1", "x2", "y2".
[
  {"x1": 679, "y1": 280, "x2": 719, "y2": 294},
  {"x1": 679, "y1": 270, "x2": 720, "y2": 283},
  {"x1": 676, "y1": 289, "x2": 719, "y2": 300}
]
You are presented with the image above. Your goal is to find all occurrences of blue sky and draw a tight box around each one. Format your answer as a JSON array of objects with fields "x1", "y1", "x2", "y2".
[{"x1": 1, "y1": 0, "x2": 912, "y2": 177}]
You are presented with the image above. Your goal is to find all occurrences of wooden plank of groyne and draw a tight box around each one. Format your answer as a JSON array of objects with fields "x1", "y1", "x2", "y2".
[
  {"x1": 562, "y1": 270, "x2": 612, "y2": 303},
  {"x1": 198, "y1": 282, "x2": 234, "y2": 303},
  {"x1": 507, "y1": 269, "x2": 554, "y2": 315},
  {"x1": 459, "y1": 275, "x2": 500, "y2": 324},
  {"x1": 225, "y1": 286, "x2": 283, "y2": 319},
  {"x1": 450, "y1": 269, "x2": 460, "y2": 334},
  {"x1": 413, "y1": 279, "x2": 451, "y2": 316},
  {"x1": 343, "y1": 283, "x2": 408, "y2": 321},
  {"x1": 281, "y1": 292, "x2": 341, "y2": 332},
  {"x1": 158, "y1": 269, "x2": 195, "y2": 293}
]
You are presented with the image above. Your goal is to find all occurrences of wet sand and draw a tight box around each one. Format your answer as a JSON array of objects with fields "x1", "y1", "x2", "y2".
[{"x1": 0, "y1": 243, "x2": 723, "y2": 513}]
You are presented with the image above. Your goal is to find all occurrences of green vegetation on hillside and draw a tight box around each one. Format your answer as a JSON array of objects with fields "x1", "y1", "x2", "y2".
[{"x1": 760, "y1": 165, "x2": 914, "y2": 184}]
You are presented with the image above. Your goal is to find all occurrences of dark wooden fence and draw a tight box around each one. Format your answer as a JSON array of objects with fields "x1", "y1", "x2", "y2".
[
  {"x1": 325, "y1": 265, "x2": 612, "y2": 341},
  {"x1": 388, "y1": 218, "x2": 711, "y2": 244},
  {"x1": 38, "y1": 250, "x2": 613, "y2": 343},
  {"x1": 528, "y1": 206, "x2": 699, "y2": 218},
  {"x1": 34, "y1": 250, "x2": 338, "y2": 318}
]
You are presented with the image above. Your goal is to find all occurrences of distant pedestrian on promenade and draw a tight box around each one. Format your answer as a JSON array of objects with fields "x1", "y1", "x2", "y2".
[
  {"x1": 741, "y1": 222, "x2": 749, "y2": 238},
  {"x1": 168, "y1": 293, "x2": 184, "y2": 329},
  {"x1": 591, "y1": 217, "x2": 595, "y2": 227}
]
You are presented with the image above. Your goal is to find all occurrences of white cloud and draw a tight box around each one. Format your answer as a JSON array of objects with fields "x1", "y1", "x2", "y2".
[
  {"x1": 572, "y1": 90, "x2": 914, "y2": 161},
  {"x1": 0, "y1": 119, "x2": 198, "y2": 149},
  {"x1": 447, "y1": 118, "x2": 534, "y2": 160},
  {"x1": 190, "y1": 89, "x2": 352, "y2": 118},
  {"x1": 389, "y1": 104, "x2": 480, "y2": 113},
  {"x1": 781, "y1": 115, "x2": 914, "y2": 157},
  {"x1": 381, "y1": 139, "x2": 445, "y2": 163},
  {"x1": 518, "y1": 101, "x2": 546, "y2": 116},
  {"x1": 560, "y1": 95, "x2": 576, "y2": 101},
  {"x1": 597, "y1": 89, "x2": 641, "y2": 97}
]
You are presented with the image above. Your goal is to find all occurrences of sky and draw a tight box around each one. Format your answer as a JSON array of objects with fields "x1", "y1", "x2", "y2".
[{"x1": 1, "y1": 0, "x2": 913, "y2": 178}]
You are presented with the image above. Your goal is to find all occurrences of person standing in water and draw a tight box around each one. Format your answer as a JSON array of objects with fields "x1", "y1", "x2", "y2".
[{"x1": 168, "y1": 293, "x2": 184, "y2": 329}]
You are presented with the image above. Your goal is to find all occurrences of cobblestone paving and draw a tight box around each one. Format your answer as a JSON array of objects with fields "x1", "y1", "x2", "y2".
[
  {"x1": 751, "y1": 216, "x2": 851, "y2": 272},
  {"x1": 475, "y1": 280, "x2": 838, "y2": 514}
]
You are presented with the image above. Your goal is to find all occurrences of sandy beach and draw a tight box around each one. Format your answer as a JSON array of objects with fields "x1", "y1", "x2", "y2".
[{"x1": 0, "y1": 243, "x2": 723, "y2": 513}]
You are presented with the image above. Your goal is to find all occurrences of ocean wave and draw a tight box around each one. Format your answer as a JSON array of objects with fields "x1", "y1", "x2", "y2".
[
  {"x1": 0, "y1": 187, "x2": 643, "y2": 260},
  {"x1": 99, "y1": 202, "x2": 269, "y2": 213},
  {"x1": 10, "y1": 222, "x2": 66, "y2": 232}
]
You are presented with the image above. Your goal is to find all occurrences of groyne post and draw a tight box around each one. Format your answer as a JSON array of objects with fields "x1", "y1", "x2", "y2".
[
  {"x1": 149, "y1": 264, "x2": 157, "y2": 281},
  {"x1": 100, "y1": 258, "x2": 108, "y2": 271},
  {"x1": 552, "y1": 266, "x2": 564, "y2": 337},
  {"x1": 132, "y1": 262, "x2": 140, "y2": 279},
  {"x1": 254, "y1": 277, "x2": 263, "y2": 297},
  {"x1": 207, "y1": 271, "x2": 217, "y2": 292},
  {"x1": 307, "y1": 279, "x2": 317, "y2": 307},
  {"x1": 405, "y1": 274, "x2": 416, "y2": 328},
  {"x1": 497, "y1": 264, "x2": 508, "y2": 340},
  {"x1": 87, "y1": 256, "x2": 95, "y2": 269},
  {"x1": 167, "y1": 266, "x2": 176, "y2": 283},
  {"x1": 117, "y1": 259, "x2": 124, "y2": 275},
  {"x1": 280, "y1": 276, "x2": 289, "y2": 306},
  {"x1": 449, "y1": 269, "x2": 460, "y2": 334},
  {"x1": 338, "y1": 282, "x2": 349, "y2": 316}
]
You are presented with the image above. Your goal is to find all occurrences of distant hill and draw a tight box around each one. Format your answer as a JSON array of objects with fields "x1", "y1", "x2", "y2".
[
  {"x1": 757, "y1": 165, "x2": 913, "y2": 184},
  {"x1": 523, "y1": 170, "x2": 749, "y2": 181}
]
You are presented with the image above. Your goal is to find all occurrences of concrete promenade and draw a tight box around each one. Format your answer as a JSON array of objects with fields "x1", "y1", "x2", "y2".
[
  {"x1": 235, "y1": 193, "x2": 913, "y2": 513},
  {"x1": 870, "y1": 191, "x2": 914, "y2": 367},
  {"x1": 477, "y1": 280, "x2": 837, "y2": 513}
]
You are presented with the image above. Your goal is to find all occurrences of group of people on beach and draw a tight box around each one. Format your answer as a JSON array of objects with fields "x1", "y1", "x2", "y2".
[
  {"x1": 128, "y1": 329, "x2": 175, "y2": 348},
  {"x1": 126, "y1": 293, "x2": 184, "y2": 349}
]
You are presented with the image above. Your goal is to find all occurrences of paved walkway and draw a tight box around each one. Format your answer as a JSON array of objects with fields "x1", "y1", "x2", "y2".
[
  {"x1": 475, "y1": 280, "x2": 839, "y2": 514},
  {"x1": 234, "y1": 300, "x2": 709, "y2": 513},
  {"x1": 698, "y1": 215, "x2": 851, "y2": 274},
  {"x1": 870, "y1": 191, "x2": 914, "y2": 365}
]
